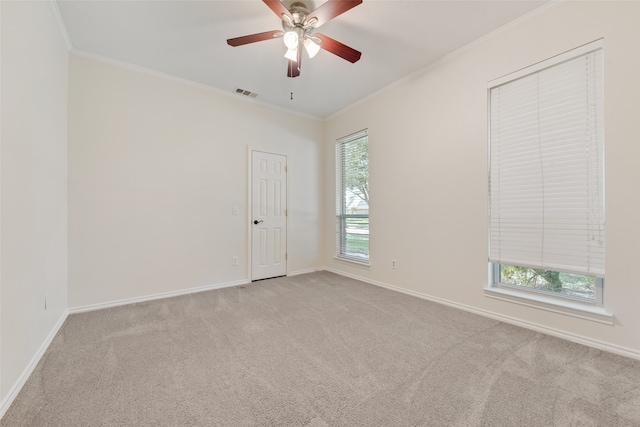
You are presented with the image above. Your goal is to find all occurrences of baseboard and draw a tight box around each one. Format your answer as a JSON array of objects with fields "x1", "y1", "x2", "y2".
[
  {"x1": 288, "y1": 267, "x2": 322, "y2": 277},
  {"x1": 321, "y1": 267, "x2": 640, "y2": 361},
  {"x1": 68, "y1": 279, "x2": 250, "y2": 314},
  {"x1": 0, "y1": 309, "x2": 69, "y2": 420}
]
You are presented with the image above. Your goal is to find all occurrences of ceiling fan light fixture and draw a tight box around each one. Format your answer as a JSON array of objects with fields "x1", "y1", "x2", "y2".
[
  {"x1": 283, "y1": 30, "x2": 299, "y2": 49},
  {"x1": 284, "y1": 48, "x2": 298, "y2": 62},
  {"x1": 303, "y1": 38, "x2": 320, "y2": 58}
]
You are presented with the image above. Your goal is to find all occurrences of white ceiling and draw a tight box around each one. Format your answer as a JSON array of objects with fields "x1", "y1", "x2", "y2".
[{"x1": 56, "y1": 0, "x2": 548, "y2": 119}]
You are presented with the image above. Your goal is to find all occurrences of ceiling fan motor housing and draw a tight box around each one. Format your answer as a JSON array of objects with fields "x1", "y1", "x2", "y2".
[
  {"x1": 289, "y1": 2, "x2": 310, "y2": 21},
  {"x1": 283, "y1": 2, "x2": 319, "y2": 44}
]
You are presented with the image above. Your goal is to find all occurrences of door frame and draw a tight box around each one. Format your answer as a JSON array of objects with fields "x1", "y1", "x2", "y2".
[{"x1": 246, "y1": 147, "x2": 290, "y2": 281}]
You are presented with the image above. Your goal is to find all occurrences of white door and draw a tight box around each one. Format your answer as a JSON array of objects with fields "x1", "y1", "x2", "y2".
[{"x1": 251, "y1": 151, "x2": 287, "y2": 281}]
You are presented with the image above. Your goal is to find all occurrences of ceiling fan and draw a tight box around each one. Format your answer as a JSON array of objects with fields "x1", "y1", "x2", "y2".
[{"x1": 227, "y1": 0, "x2": 363, "y2": 78}]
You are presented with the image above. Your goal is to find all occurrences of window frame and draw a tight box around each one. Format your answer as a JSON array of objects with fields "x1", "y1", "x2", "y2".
[
  {"x1": 490, "y1": 263, "x2": 604, "y2": 308},
  {"x1": 335, "y1": 129, "x2": 369, "y2": 266},
  {"x1": 486, "y1": 40, "x2": 607, "y2": 315},
  {"x1": 484, "y1": 272, "x2": 612, "y2": 325}
]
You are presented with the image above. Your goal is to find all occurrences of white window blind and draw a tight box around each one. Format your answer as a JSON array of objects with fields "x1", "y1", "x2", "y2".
[
  {"x1": 336, "y1": 130, "x2": 369, "y2": 262},
  {"x1": 488, "y1": 41, "x2": 605, "y2": 277}
]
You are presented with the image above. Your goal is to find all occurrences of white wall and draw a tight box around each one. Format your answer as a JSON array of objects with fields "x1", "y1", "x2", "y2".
[
  {"x1": 0, "y1": 0, "x2": 69, "y2": 404},
  {"x1": 68, "y1": 55, "x2": 324, "y2": 308},
  {"x1": 324, "y1": 1, "x2": 640, "y2": 355}
]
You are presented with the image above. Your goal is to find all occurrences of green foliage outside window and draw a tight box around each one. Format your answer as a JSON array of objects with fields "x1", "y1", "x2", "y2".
[
  {"x1": 500, "y1": 265, "x2": 595, "y2": 299},
  {"x1": 344, "y1": 138, "x2": 369, "y2": 204}
]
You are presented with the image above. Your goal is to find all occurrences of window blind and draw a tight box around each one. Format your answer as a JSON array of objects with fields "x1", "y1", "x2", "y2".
[
  {"x1": 336, "y1": 130, "x2": 369, "y2": 262},
  {"x1": 488, "y1": 42, "x2": 605, "y2": 277}
]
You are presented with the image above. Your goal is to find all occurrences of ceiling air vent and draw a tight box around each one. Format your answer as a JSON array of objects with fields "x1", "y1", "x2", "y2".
[{"x1": 234, "y1": 87, "x2": 258, "y2": 98}]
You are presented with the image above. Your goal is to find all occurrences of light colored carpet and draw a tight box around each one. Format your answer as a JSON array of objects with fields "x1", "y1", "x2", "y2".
[{"x1": 3, "y1": 271, "x2": 640, "y2": 426}]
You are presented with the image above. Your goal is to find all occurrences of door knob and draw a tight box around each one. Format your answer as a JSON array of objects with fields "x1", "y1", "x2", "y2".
[{"x1": 253, "y1": 220, "x2": 263, "y2": 225}]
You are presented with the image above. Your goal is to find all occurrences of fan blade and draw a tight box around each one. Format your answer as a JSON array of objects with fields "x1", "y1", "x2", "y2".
[
  {"x1": 227, "y1": 30, "x2": 283, "y2": 47},
  {"x1": 308, "y1": 0, "x2": 362, "y2": 28},
  {"x1": 287, "y1": 47, "x2": 302, "y2": 78},
  {"x1": 263, "y1": 0, "x2": 292, "y2": 20},
  {"x1": 315, "y1": 34, "x2": 361, "y2": 63}
]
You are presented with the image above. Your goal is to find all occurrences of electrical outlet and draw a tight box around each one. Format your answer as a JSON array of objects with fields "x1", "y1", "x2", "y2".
[
  {"x1": 232, "y1": 256, "x2": 238, "y2": 266},
  {"x1": 392, "y1": 259, "x2": 397, "y2": 269},
  {"x1": 232, "y1": 207, "x2": 239, "y2": 216}
]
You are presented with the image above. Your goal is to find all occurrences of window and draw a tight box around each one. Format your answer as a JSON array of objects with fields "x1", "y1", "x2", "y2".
[
  {"x1": 336, "y1": 130, "x2": 369, "y2": 264},
  {"x1": 488, "y1": 41, "x2": 604, "y2": 307}
]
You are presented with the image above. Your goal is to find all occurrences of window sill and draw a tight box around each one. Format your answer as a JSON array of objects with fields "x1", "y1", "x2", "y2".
[
  {"x1": 334, "y1": 256, "x2": 370, "y2": 270},
  {"x1": 483, "y1": 286, "x2": 613, "y2": 325}
]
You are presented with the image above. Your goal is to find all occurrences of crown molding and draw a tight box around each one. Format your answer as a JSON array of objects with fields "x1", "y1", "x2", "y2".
[
  {"x1": 326, "y1": 0, "x2": 563, "y2": 121},
  {"x1": 70, "y1": 49, "x2": 324, "y2": 122},
  {"x1": 49, "y1": 1, "x2": 72, "y2": 51}
]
